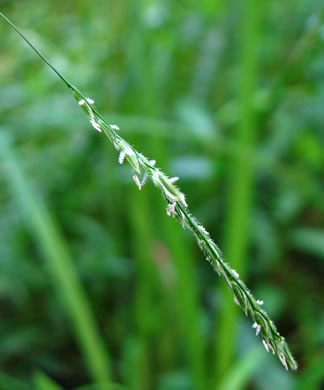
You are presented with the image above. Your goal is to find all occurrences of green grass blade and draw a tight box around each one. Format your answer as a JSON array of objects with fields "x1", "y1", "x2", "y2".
[
  {"x1": 294, "y1": 353, "x2": 324, "y2": 390},
  {"x1": 0, "y1": 371, "x2": 31, "y2": 390},
  {"x1": 127, "y1": 191, "x2": 157, "y2": 390},
  {"x1": 218, "y1": 345, "x2": 265, "y2": 390},
  {"x1": 214, "y1": 0, "x2": 262, "y2": 382},
  {"x1": 0, "y1": 133, "x2": 111, "y2": 383},
  {"x1": 123, "y1": 11, "x2": 206, "y2": 386},
  {"x1": 75, "y1": 384, "x2": 127, "y2": 390},
  {"x1": 164, "y1": 221, "x2": 206, "y2": 389},
  {"x1": 34, "y1": 371, "x2": 64, "y2": 390}
]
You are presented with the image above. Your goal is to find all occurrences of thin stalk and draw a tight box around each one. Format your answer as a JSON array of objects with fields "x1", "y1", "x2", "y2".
[
  {"x1": 0, "y1": 12, "x2": 298, "y2": 372},
  {"x1": 214, "y1": 0, "x2": 261, "y2": 382},
  {"x1": 128, "y1": 189, "x2": 157, "y2": 390}
]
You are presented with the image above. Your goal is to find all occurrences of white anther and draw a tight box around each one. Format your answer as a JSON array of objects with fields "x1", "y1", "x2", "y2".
[
  {"x1": 166, "y1": 202, "x2": 177, "y2": 217},
  {"x1": 252, "y1": 322, "x2": 261, "y2": 336},
  {"x1": 78, "y1": 99, "x2": 86, "y2": 106},
  {"x1": 198, "y1": 225, "x2": 209, "y2": 236},
  {"x1": 169, "y1": 176, "x2": 179, "y2": 183},
  {"x1": 149, "y1": 160, "x2": 156, "y2": 166},
  {"x1": 263, "y1": 340, "x2": 269, "y2": 352},
  {"x1": 110, "y1": 124, "x2": 120, "y2": 131},
  {"x1": 133, "y1": 175, "x2": 142, "y2": 190},
  {"x1": 90, "y1": 119, "x2": 102, "y2": 132},
  {"x1": 256, "y1": 300, "x2": 264, "y2": 305},
  {"x1": 279, "y1": 353, "x2": 288, "y2": 371},
  {"x1": 86, "y1": 97, "x2": 95, "y2": 104},
  {"x1": 118, "y1": 151, "x2": 126, "y2": 164},
  {"x1": 232, "y1": 269, "x2": 240, "y2": 278}
]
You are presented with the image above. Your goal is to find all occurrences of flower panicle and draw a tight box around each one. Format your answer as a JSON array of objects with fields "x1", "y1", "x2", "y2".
[
  {"x1": 0, "y1": 16, "x2": 296, "y2": 369},
  {"x1": 77, "y1": 98, "x2": 298, "y2": 370}
]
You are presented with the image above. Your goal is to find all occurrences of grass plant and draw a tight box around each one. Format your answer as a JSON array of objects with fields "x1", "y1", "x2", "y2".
[{"x1": 0, "y1": 11, "x2": 298, "y2": 374}]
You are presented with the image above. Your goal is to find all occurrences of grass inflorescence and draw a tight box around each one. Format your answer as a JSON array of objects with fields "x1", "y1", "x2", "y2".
[{"x1": 0, "y1": 11, "x2": 298, "y2": 371}]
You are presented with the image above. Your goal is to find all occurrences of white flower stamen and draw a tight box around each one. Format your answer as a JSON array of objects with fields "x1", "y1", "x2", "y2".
[
  {"x1": 78, "y1": 99, "x2": 86, "y2": 106},
  {"x1": 86, "y1": 97, "x2": 95, "y2": 104},
  {"x1": 169, "y1": 176, "x2": 179, "y2": 183},
  {"x1": 149, "y1": 160, "x2": 156, "y2": 166},
  {"x1": 256, "y1": 300, "x2": 264, "y2": 305},
  {"x1": 110, "y1": 124, "x2": 120, "y2": 131},
  {"x1": 118, "y1": 151, "x2": 126, "y2": 164},
  {"x1": 252, "y1": 322, "x2": 261, "y2": 336},
  {"x1": 133, "y1": 175, "x2": 142, "y2": 190},
  {"x1": 90, "y1": 119, "x2": 102, "y2": 132},
  {"x1": 232, "y1": 269, "x2": 240, "y2": 278},
  {"x1": 166, "y1": 202, "x2": 177, "y2": 217},
  {"x1": 279, "y1": 353, "x2": 288, "y2": 371},
  {"x1": 198, "y1": 225, "x2": 209, "y2": 236},
  {"x1": 263, "y1": 340, "x2": 269, "y2": 352}
]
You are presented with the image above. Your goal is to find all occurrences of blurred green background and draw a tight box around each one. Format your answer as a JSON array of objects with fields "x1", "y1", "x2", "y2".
[{"x1": 0, "y1": 1, "x2": 324, "y2": 389}]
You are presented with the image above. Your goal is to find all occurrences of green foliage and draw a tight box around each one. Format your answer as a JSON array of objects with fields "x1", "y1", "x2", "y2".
[
  {"x1": 0, "y1": 1, "x2": 323, "y2": 389},
  {"x1": 34, "y1": 371, "x2": 64, "y2": 390},
  {"x1": 0, "y1": 133, "x2": 111, "y2": 383}
]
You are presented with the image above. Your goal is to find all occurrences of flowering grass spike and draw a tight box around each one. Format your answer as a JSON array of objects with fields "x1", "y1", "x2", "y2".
[{"x1": 0, "y1": 12, "x2": 298, "y2": 371}]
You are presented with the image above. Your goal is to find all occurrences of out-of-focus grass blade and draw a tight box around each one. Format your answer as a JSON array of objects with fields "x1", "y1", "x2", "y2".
[
  {"x1": 0, "y1": 133, "x2": 111, "y2": 383},
  {"x1": 75, "y1": 384, "x2": 127, "y2": 390},
  {"x1": 218, "y1": 345, "x2": 265, "y2": 390},
  {"x1": 294, "y1": 353, "x2": 324, "y2": 390},
  {"x1": 290, "y1": 228, "x2": 324, "y2": 260},
  {"x1": 214, "y1": 0, "x2": 261, "y2": 382},
  {"x1": 0, "y1": 371, "x2": 31, "y2": 390},
  {"x1": 34, "y1": 371, "x2": 64, "y2": 390}
]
